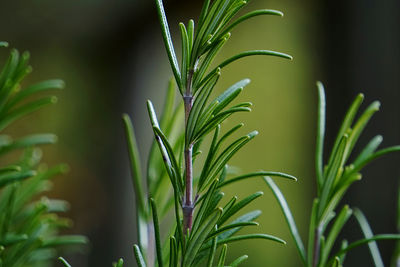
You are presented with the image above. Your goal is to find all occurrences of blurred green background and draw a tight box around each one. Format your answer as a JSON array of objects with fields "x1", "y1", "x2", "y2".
[{"x1": 0, "y1": 0, "x2": 399, "y2": 266}]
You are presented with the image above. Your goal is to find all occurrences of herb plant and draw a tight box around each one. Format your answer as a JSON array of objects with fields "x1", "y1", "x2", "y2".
[
  {"x1": 121, "y1": 0, "x2": 295, "y2": 266},
  {"x1": 264, "y1": 82, "x2": 400, "y2": 267},
  {"x1": 0, "y1": 42, "x2": 87, "y2": 267}
]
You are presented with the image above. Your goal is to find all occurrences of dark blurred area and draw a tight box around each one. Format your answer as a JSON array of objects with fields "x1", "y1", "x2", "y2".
[{"x1": 0, "y1": 0, "x2": 399, "y2": 266}]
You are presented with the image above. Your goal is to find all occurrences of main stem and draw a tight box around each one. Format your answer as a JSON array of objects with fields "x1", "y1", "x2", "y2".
[{"x1": 183, "y1": 70, "x2": 194, "y2": 235}]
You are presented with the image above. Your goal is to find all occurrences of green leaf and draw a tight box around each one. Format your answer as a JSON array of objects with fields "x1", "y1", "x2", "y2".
[
  {"x1": 200, "y1": 50, "x2": 292, "y2": 88},
  {"x1": 199, "y1": 131, "x2": 257, "y2": 192},
  {"x1": 0, "y1": 134, "x2": 57, "y2": 155},
  {"x1": 187, "y1": 72, "x2": 220, "y2": 144},
  {"x1": 217, "y1": 210, "x2": 261, "y2": 241},
  {"x1": 192, "y1": 179, "x2": 219, "y2": 234},
  {"x1": 193, "y1": 33, "x2": 229, "y2": 89},
  {"x1": 217, "y1": 243, "x2": 227, "y2": 267},
  {"x1": 207, "y1": 227, "x2": 218, "y2": 267},
  {"x1": 179, "y1": 22, "x2": 190, "y2": 90},
  {"x1": 169, "y1": 236, "x2": 178, "y2": 267},
  {"x1": 219, "y1": 171, "x2": 296, "y2": 188},
  {"x1": 115, "y1": 258, "x2": 124, "y2": 267},
  {"x1": 343, "y1": 101, "x2": 380, "y2": 162},
  {"x1": 0, "y1": 170, "x2": 36, "y2": 188},
  {"x1": 307, "y1": 198, "x2": 318, "y2": 266},
  {"x1": 42, "y1": 235, "x2": 88, "y2": 247},
  {"x1": 0, "y1": 42, "x2": 8, "y2": 47},
  {"x1": 217, "y1": 9, "x2": 283, "y2": 39},
  {"x1": 230, "y1": 255, "x2": 248, "y2": 267},
  {"x1": 0, "y1": 96, "x2": 57, "y2": 132},
  {"x1": 207, "y1": 221, "x2": 258, "y2": 240},
  {"x1": 133, "y1": 244, "x2": 147, "y2": 267},
  {"x1": 122, "y1": 114, "x2": 146, "y2": 217},
  {"x1": 147, "y1": 101, "x2": 183, "y2": 194},
  {"x1": 353, "y1": 208, "x2": 384, "y2": 267},
  {"x1": 264, "y1": 176, "x2": 307, "y2": 265},
  {"x1": 155, "y1": 0, "x2": 181, "y2": 91},
  {"x1": 202, "y1": 233, "x2": 286, "y2": 251},
  {"x1": 4, "y1": 79, "x2": 64, "y2": 112},
  {"x1": 348, "y1": 145, "x2": 400, "y2": 177},
  {"x1": 351, "y1": 135, "x2": 382, "y2": 167},
  {"x1": 58, "y1": 257, "x2": 72, "y2": 267},
  {"x1": 150, "y1": 198, "x2": 164, "y2": 267},
  {"x1": 0, "y1": 234, "x2": 28, "y2": 246},
  {"x1": 319, "y1": 205, "x2": 352, "y2": 266},
  {"x1": 184, "y1": 208, "x2": 222, "y2": 266},
  {"x1": 333, "y1": 234, "x2": 400, "y2": 259},
  {"x1": 318, "y1": 135, "x2": 348, "y2": 218},
  {"x1": 315, "y1": 81, "x2": 326, "y2": 192},
  {"x1": 218, "y1": 191, "x2": 263, "y2": 226},
  {"x1": 326, "y1": 93, "x2": 363, "y2": 168}
]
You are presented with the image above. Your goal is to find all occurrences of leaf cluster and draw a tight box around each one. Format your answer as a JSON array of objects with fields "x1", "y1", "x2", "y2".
[
  {"x1": 265, "y1": 82, "x2": 400, "y2": 267},
  {"x1": 0, "y1": 43, "x2": 87, "y2": 267},
  {"x1": 119, "y1": 0, "x2": 294, "y2": 266}
]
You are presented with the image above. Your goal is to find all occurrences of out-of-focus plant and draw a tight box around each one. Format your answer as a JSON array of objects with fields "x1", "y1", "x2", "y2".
[
  {"x1": 265, "y1": 82, "x2": 400, "y2": 267},
  {"x1": 0, "y1": 42, "x2": 87, "y2": 267},
  {"x1": 120, "y1": 0, "x2": 295, "y2": 266}
]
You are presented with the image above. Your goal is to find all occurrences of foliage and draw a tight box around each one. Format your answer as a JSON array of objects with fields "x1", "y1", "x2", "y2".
[
  {"x1": 0, "y1": 42, "x2": 87, "y2": 267},
  {"x1": 264, "y1": 82, "x2": 400, "y2": 267},
  {"x1": 121, "y1": 0, "x2": 295, "y2": 266}
]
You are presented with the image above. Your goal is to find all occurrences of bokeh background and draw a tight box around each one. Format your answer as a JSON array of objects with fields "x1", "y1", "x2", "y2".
[{"x1": 1, "y1": 0, "x2": 399, "y2": 266}]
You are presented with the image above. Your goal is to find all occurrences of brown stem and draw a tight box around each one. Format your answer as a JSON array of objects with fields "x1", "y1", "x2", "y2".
[{"x1": 183, "y1": 69, "x2": 194, "y2": 234}]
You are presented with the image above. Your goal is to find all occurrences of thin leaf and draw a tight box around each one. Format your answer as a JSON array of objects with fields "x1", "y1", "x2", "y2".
[
  {"x1": 133, "y1": 244, "x2": 147, "y2": 267},
  {"x1": 155, "y1": 0, "x2": 181, "y2": 91},
  {"x1": 333, "y1": 234, "x2": 400, "y2": 258},
  {"x1": 150, "y1": 198, "x2": 164, "y2": 267},
  {"x1": 326, "y1": 93, "x2": 363, "y2": 168},
  {"x1": 218, "y1": 191, "x2": 263, "y2": 226},
  {"x1": 351, "y1": 135, "x2": 382, "y2": 167},
  {"x1": 217, "y1": 210, "x2": 261, "y2": 241},
  {"x1": 0, "y1": 134, "x2": 57, "y2": 155},
  {"x1": 200, "y1": 50, "x2": 292, "y2": 87},
  {"x1": 184, "y1": 208, "x2": 222, "y2": 266},
  {"x1": 315, "y1": 81, "x2": 326, "y2": 192},
  {"x1": 0, "y1": 96, "x2": 57, "y2": 131},
  {"x1": 219, "y1": 171, "x2": 296, "y2": 188},
  {"x1": 169, "y1": 236, "x2": 177, "y2": 267},
  {"x1": 122, "y1": 114, "x2": 146, "y2": 216},
  {"x1": 42, "y1": 235, "x2": 88, "y2": 247},
  {"x1": 319, "y1": 205, "x2": 352, "y2": 266},
  {"x1": 264, "y1": 176, "x2": 307, "y2": 265},
  {"x1": 4, "y1": 79, "x2": 64, "y2": 112},
  {"x1": 353, "y1": 208, "x2": 384, "y2": 267},
  {"x1": 230, "y1": 255, "x2": 248, "y2": 267},
  {"x1": 318, "y1": 135, "x2": 348, "y2": 218},
  {"x1": 217, "y1": 9, "x2": 283, "y2": 39},
  {"x1": 0, "y1": 170, "x2": 36, "y2": 188},
  {"x1": 58, "y1": 257, "x2": 72, "y2": 267},
  {"x1": 207, "y1": 221, "x2": 258, "y2": 240},
  {"x1": 202, "y1": 233, "x2": 286, "y2": 250},
  {"x1": 217, "y1": 244, "x2": 227, "y2": 267},
  {"x1": 207, "y1": 225, "x2": 218, "y2": 267}
]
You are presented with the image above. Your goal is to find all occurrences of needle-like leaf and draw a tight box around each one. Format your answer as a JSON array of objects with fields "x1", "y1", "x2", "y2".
[{"x1": 264, "y1": 176, "x2": 307, "y2": 265}]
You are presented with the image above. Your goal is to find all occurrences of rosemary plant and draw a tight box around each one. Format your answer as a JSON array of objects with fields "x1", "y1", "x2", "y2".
[
  {"x1": 121, "y1": 0, "x2": 295, "y2": 266},
  {"x1": 264, "y1": 82, "x2": 400, "y2": 267},
  {"x1": 0, "y1": 42, "x2": 87, "y2": 266}
]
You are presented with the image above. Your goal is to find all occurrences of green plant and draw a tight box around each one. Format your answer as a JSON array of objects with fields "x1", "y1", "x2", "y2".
[
  {"x1": 264, "y1": 82, "x2": 400, "y2": 267},
  {"x1": 0, "y1": 42, "x2": 87, "y2": 266},
  {"x1": 121, "y1": 0, "x2": 295, "y2": 266}
]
